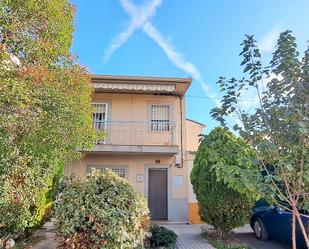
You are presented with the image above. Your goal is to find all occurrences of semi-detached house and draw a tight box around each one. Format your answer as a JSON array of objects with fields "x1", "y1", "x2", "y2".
[{"x1": 65, "y1": 75, "x2": 205, "y2": 223}]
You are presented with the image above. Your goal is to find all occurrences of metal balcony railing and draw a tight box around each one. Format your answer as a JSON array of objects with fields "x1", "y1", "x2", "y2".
[{"x1": 93, "y1": 120, "x2": 176, "y2": 146}]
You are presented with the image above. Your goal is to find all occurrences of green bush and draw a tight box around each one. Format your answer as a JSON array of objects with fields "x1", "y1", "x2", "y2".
[
  {"x1": 191, "y1": 127, "x2": 255, "y2": 233},
  {"x1": 56, "y1": 171, "x2": 150, "y2": 249},
  {"x1": 149, "y1": 225, "x2": 177, "y2": 248}
]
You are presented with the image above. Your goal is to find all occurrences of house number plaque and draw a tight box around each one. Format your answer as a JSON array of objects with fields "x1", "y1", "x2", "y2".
[{"x1": 136, "y1": 174, "x2": 144, "y2": 182}]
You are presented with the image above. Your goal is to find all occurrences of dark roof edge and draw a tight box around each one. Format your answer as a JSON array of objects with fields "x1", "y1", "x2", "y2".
[
  {"x1": 91, "y1": 74, "x2": 192, "y2": 84},
  {"x1": 186, "y1": 118, "x2": 207, "y2": 127}
]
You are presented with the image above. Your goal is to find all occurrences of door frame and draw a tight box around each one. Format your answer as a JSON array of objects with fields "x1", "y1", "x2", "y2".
[{"x1": 144, "y1": 165, "x2": 172, "y2": 220}]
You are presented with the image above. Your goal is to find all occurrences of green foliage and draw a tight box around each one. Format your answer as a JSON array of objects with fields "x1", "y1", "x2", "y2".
[
  {"x1": 202, "y1": 225, "x2": 249, "y2": 249},
  {"x1": 0, "y1": 0, "x2": 97, "y2": 238},
  {"x1": 56, "y1": 171, "x2": 150, "y2": 249},
  {"x1": 191, "y1": 127, "x2": 255, "y2": 233},
  {"x1": 206, "y1": 239, "x2": 248, "y2": 249},
  {"x1": 0, "y1": 64, "x2": 96, "y2": 237},
  {"x1": 0, "y1": 0, "x2": 74, "y2": 65},
  {"x1": 149, "y1": 225, "x2": 177, "y2": 248},
  {"x1": 210, "y1": 30, "x2": 309, "y2": 247}
]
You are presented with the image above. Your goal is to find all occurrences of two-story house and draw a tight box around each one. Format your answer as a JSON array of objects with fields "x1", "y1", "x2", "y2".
[{"x1": 65, "y1": 75, "x2": 204, "y2": 222}]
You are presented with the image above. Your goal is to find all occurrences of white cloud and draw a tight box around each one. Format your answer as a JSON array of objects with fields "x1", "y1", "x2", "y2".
[{"x1": 258, "y1": 29, "x2": 280, "y2": 53}]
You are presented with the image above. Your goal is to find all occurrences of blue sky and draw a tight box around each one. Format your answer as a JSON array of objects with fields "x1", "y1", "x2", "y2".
[{"x1": 70, "y1": 0, "x2": 309, "y2": 132}]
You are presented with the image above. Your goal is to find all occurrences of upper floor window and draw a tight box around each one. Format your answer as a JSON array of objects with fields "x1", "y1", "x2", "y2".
[
  {"x1": 92, "y1": 103, "x2": 108, "y2": 130},
  {"x1": 150, "y1": 104, "x2": 170, "y2": 132}
]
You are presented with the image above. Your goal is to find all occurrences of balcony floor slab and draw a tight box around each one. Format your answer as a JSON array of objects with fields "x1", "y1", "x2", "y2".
[
  {"x1": 82, "y1": 144, "x2": 179, "y2": 155},
  {"x1": 82, "y1": 144, "x2": 178, "y2": 155}
]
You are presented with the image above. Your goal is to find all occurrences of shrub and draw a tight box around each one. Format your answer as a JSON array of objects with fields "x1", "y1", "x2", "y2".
[
  {"x1": 149, "y1": 225, "x2": 177, "y2": 248},
  {"x1": 191, "y1": 127, "x2": 255, "y2": 234},
  {"x1": 56, "y1": 171, "x2": 150, "y2": 249}
]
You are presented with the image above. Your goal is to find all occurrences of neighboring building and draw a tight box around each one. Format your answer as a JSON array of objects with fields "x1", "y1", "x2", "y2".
[
  {"x1": 65, "y1": 75, "x2": 204, "y2": 222},
  {"x1": 186, "y1": 118, "x2": 206, "y2": 224}
]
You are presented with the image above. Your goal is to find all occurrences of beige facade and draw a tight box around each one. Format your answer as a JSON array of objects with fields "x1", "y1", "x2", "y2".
[
  {"x1": 185, "y1": 119, "x2": 206, "y2": 224},
  {"x1": 186, "y1": 119, "x2": 205, "y2": 152},
  {"x1": 65, "y1": 75, "x2": 204, "y2": 222}
]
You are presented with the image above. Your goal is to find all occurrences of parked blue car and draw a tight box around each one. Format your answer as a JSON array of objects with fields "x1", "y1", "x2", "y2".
[{"x1": 250, "y1": 205, "x2": 309, "y2": 248}]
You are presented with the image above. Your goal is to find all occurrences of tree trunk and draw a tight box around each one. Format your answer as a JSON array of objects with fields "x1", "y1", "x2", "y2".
[
  {"x1": 292, "y1": 206, "x2": 297, "y2": 249},
  {"x1": 295, "y1": 209, "x2": 309, "y2": 248}
]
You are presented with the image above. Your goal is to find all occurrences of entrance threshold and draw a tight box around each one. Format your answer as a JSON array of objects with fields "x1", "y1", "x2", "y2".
[{"x1": 151, "y1": 220, "x2": 189, "y2": 225}]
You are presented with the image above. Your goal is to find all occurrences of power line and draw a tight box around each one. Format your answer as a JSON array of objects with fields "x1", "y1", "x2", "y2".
[{"x1": 186, "y1": 94, "x2": 259, "y2": 103}]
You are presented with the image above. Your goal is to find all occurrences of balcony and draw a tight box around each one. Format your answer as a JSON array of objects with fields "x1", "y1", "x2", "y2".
[{"x1": 88, "y1": 121, "x2": 178, "y2": 154}]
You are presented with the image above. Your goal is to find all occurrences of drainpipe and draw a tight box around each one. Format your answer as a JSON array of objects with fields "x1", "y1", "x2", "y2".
[{"x1": 178, "y1": 95, "x2": 184, "y2": 168}]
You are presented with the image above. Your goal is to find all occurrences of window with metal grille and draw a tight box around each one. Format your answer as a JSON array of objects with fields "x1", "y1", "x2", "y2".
[
  {"x1": 87, "y1": 166, "x2": 128, "y2": 179},
  {"x1": 92, "y1": 103, "x2": 108, "y2": 130},
  {"x1": 150, "y1": 104, "x2": 170, "y2": 131}
]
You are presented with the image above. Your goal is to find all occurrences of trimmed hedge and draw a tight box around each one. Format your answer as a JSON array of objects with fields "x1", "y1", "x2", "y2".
[
  {"x1": 191, "y1": 127, "x2": 254, "y2": 233},
  {"x1": 56, "y1": 171, "x2": 150, "y2": 249}
]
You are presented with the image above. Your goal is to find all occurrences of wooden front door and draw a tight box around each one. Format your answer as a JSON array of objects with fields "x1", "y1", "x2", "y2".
[{"x1": 148, "y1": 168, "x2": 168, "y2": 220}]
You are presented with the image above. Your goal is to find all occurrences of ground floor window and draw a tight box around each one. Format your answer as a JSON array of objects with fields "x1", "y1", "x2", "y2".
[{"x1": 87, "y1": 165, "x2": 128, "y2": 179}]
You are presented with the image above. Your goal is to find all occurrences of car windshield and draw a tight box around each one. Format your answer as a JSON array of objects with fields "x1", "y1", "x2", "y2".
[
  {"x1": 255, "y1": 199, "x2": 309, "y2": 215},
  {"x1": 276, "y1": 200, "x2": 309, "y2": 215}
]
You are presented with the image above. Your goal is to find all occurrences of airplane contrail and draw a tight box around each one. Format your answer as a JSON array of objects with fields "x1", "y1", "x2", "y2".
[{"x1": 104, "y1": 0, "x2": 221, "y2": 106}]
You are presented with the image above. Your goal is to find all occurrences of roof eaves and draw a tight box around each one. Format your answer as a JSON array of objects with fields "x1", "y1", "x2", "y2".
[
  {"x1": 91, "y1": 74, "x2": 192, "y2": 84},
  {"x1": 186, "y1": 118, "x2": 207, "y2": 127}
]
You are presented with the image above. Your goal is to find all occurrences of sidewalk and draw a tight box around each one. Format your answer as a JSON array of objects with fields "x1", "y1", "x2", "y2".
[
  {"x1": 29, "y1": 222, "x2": 215, "y2": 249},
  {"x1": 32, "y1": 221, "x2": 57, "y2": 249},
  {"x1": 164, "y1": 224, "x2": 215, "y2": 249}
]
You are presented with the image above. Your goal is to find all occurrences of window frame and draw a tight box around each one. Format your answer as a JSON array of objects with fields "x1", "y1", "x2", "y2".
[
  {"x1": 148, "y1": 103, "x2": 173, "y2": 132},
  {"x1": 92, "y1": 102, "x2": 109, "y2": 130},
  {"x1": 86, "y1": 165, "x2": 128, "y2": 179}
]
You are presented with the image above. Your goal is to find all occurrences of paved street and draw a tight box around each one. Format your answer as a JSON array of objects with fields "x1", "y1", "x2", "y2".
[{"x1": 234, "y1": 224, "x2": 291, "y2": 249}]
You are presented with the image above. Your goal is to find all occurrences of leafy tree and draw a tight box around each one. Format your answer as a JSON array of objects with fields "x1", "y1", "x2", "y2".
[
  {"x1": 0, "y1": 0, "x2": 97, "y2": 237},
  {"x1": 0, "y1": 0, "x2": 74, "y2": 65},
  {"x1": 211, "y1": 30, "x2": 309, "y2": 248},
  {"x1": 190, "y1": 127, "x2": 256, "y2": 235}
]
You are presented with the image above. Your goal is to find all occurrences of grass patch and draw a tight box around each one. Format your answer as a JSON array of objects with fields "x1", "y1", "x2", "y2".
[
  {"x1": 202, "y1": 229, "x2": 249, "y2": 249},
  {"x1": 207, "y1": 238, "x2": 249, "y2": 249}
]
